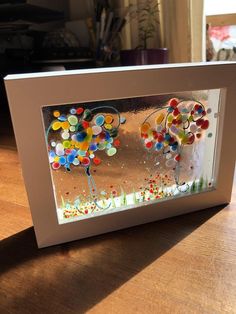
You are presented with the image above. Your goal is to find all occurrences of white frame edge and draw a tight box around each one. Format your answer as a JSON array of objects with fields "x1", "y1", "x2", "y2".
[{"x1": 4, "y1": 62, "x2": 236, "y2": 248}]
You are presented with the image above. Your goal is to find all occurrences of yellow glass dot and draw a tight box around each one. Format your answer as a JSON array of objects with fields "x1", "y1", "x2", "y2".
[
  {"x1": 54, "y1": 156, "x2": 59, "y2": 162},
  {"x1": 52, "y1": 121, "x2": 62, "y2": 131},
  {"x1": 53, "y1": 110, "x2": 60, "y2": 118},
  {"x1": 86, "y1": 127, "x2": 93, "y2": 136},
  {"x1": 156, "y1": 113, "x2": 165, "y2": 125},
  {"x1": 141, "y1": 122, "x2": 150, "y2": 133},
  {"x1": 62, "y1": 121, "x2": 70, "y2": 130},
  {"x1": 104, "y1": 123, "x2": 112, "y2": 130},
  {"x1": 167, "y1": 115, "x2": 173, "y2": 123}
]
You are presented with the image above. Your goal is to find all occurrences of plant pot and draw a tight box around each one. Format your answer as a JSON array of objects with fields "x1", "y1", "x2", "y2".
[{"x1": 120, "y1": 48, "x2": 168, "y2": 66}]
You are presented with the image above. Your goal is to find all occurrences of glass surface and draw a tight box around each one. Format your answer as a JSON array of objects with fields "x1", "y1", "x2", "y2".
[{"x1": 42, "y1": 89, "x2": 221, "y2": 224}]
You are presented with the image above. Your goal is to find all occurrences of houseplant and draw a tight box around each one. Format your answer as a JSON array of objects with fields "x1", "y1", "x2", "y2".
[{"x1": 120, "y1": 0, "x2": 168, "y2": 65}]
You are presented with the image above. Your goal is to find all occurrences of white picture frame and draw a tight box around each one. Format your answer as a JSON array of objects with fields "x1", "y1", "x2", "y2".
[{"x1": 4, "y1": 62, "x2": 236, "y2": 248}]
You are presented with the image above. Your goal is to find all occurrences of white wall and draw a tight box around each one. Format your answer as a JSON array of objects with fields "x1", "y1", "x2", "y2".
[{"x1": 205, "y1": 0, "x2": 236, "y2": 15}]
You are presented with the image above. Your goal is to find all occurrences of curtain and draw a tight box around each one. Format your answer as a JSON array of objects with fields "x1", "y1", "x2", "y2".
[{"x1": 120, "y1": 0, "x2": 204, "y2": 62}]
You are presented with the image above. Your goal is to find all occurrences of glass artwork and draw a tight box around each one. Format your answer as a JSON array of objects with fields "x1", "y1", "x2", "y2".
[{"x1": 42, "y1": 89, "x2": 220, "y2": 224}]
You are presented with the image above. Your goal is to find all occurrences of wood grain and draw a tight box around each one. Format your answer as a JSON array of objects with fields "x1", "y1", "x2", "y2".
[{"x1": 0, "y1": 140, "x2": 236, "y2": 314}]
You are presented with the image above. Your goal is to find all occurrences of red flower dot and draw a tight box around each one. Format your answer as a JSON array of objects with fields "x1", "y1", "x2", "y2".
[
  {"x1": 93, "y1": 157, "x2": 101, "y2": 165},
  {"x1": 146, "y1": 141, "x2": 153, "y2": 149},
  {"x1": 76, "y1": 107, "x2": 84, "y2": 115},
  {"x1": 168, "y1": 98, "x2": 178, "y2": 108},
  {"x1": 196, "y1": 118, "x2": 204, "y2": 126},
  {"x1": 82, "y1": 120, "x2": 89, "y2": 129},
  {"x1": 99, "y1": 132, "x2": 106, "y2": 139},
  {"x1": 173, "y1": 108, "x2": 180, "y2": 116},
  {"x1": 201, "y1": 120, "x2": 209, "y2": 130},
  {"x1": 114, "y1": 139, "x2": 121, "y2": 147},
  {"x1": 175, "y1": 154, "x2": 181, "y2": 162}
]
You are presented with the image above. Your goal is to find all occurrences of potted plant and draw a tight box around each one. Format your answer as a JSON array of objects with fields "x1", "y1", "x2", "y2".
[{"x1": 120, "y1": 0, "x2": 168, "y2": 66}]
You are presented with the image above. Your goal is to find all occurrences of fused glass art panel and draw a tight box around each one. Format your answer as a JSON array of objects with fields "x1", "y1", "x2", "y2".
[{"x1": 42, "y1": 89, "x2": 220, "y2": 224}]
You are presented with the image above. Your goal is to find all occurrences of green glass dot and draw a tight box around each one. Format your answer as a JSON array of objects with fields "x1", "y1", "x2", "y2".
[
  {"x1": 68, "y1": 115, "x2": 78, "y2": 126},
  {"x1": 83, "y1": 109, "x2": 93, "y2": 122},
  {"x1": 107, "y1": 147, "x2": 117, "y2": 156},
  {"x1": 63, "y1": 140, "x2": 71, "y2": 148}
]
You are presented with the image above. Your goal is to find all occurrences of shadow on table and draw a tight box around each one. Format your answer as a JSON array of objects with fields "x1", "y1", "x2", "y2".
[{"x1": 0, "y1": 205, "x2": 225, "y2": 314}]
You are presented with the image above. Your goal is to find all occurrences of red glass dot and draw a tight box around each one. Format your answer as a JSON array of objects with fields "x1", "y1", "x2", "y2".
[
  {"x1": 113, "y1": 139, "x2": 120, "y2": 147},
  {"x1": 82, "y1": 120, "x2": 89, "y2": 129},
  {"x1": 175, "y1": 154, "x2": 181, "y2": 162},
  {"x1": 157, "y1": 133, "x2": 164, "y2": 142},
  {"x1": 93, "y1": 157, "x2": 101, "y2": 165},
  {"x1": 76, "y1": 107, "x2": 84, "y2": 115},
  {"x1": 146, "y1": 141, "x2": 153, "y2": 149},
  {"x1": 99, "y1": 132, "x2": 106, "y2": 139},
  {"x1": 168, "y1": 98, "x2": 178, "y2": 108},
  {"x1": 196, "y1": 118, "x2": 204, "y2": 126},
  {"x1": 173, "y1": 108, "x2": 180, "y2": 116},
  {"x1": 201, "y1": 120, "x2": 209, "y2": 130}
]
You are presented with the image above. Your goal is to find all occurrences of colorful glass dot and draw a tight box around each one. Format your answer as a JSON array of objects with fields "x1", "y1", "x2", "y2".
[
  {"x1": 107, "y1": 147, "x2": 117, "y2": 156},
  {"x1": 68, "y1": 115, "x2": 78, "y2": 126},
  {"x1": 53, "y1": 110, "x2": 60, "y2": 118}
]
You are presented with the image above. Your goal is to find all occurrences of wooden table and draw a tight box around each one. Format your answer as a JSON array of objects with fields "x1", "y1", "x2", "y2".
[{"x1": 0, "y1": 140, "x2": 236, "y2": 314}]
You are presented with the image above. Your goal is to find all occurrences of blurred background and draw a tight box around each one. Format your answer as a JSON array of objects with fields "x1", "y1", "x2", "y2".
[{"x1": 1, "y1": 0, "x2": 236, "y2": 144}]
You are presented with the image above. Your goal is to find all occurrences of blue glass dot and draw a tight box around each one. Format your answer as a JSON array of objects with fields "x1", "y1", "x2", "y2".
[
  {"x1": 167, "y1": 107, "x2": 174, "y2": 113},
  {"x1": 76, "y1": 131, "x2": 87, "y2": 142},
  {"x1": 198, "y1": 108, "x2": 203, "y2": 113},
  {"x1": 171, "y1": 145, "x2": 178, "y2": 151},
  {"x1": 67, "y1": 154, "x2": 75, "y2": 163},
  {"x1": 95, "y1": 115, "x2": 105, "y2": 126},
  {"x1": 58, "y1": 115, "x2": 67, "y2": 122},
  {"x1": 59, "y1": 156, "x2": 66, "y2": 165},
  {"x1": 155, "y1": 142, "x2": 163, "y2": 150},
  {"x1": 164, "y1": 133, "x2": 171, "y2": 141},
  {"x1": 49, "y1": 151, "x2": 56, "y2": 157},
  {"x1": 78, "y1": 150, "x2": 86, "y2": 156},
  {"x1": 71, "y1": 149, "x2": 77, "y2": 156},
  {"x1": 105, "y1": 131, "x2": 110, "y2": 140},
  {"x1": 106, "y1": 143, "x2": 112, "y2": 149},
  {"x1": 89, "y1": 143, "x2": 97, "y2": 151},
  {"x1": 70, "y1": 108, "x2": 76, "y2": 114}
]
